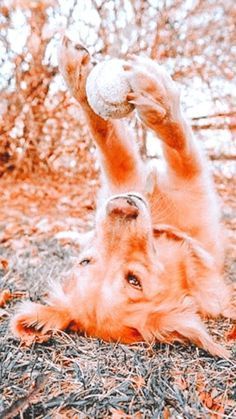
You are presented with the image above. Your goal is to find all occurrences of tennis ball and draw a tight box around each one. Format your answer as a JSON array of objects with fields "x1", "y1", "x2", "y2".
[{"x1": 86, "y1": 59, "x2": 134, "y2": 120}]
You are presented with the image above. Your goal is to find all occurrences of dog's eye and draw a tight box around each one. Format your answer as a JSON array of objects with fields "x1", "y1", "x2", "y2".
[
  {"x1": 79, "y1": 258, "x2": 91, "y2": 266},
  {"x1": 126, "y1": 272, "x2": 142, "y2": 290}
]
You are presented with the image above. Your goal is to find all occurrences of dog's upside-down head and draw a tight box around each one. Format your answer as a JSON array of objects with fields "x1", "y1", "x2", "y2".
[{"x1": 11, "y1": 193, "x2": 232, "y2": 358}]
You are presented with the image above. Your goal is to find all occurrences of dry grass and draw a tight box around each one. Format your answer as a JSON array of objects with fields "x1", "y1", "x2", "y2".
[{"x1": 0, "y1": 174, "x2": 235, "y2": 418}]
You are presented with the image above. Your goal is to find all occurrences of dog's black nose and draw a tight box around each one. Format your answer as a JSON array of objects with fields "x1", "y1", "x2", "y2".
[{"x1": 107, "y1": 196, "x2": 139, "y2": 219}]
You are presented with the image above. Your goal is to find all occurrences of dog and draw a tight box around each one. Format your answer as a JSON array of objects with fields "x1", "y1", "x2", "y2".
[{"x1": 11, "y1": 37, "x2": 235, "y2": 357}]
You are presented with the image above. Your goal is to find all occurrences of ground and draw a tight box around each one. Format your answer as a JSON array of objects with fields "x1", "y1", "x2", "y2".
[{"x1": 0, "y1": 172, "x2": 235, "y2": 418}]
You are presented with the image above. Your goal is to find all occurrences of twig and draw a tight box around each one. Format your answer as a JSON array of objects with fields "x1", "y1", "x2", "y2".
[{"x1": 0, "y1": 374, "x2": 47, "y2": 419}]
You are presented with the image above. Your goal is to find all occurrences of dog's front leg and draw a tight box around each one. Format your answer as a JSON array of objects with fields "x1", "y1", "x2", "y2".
[
  {"x1": 125, "y1": 56, "x2": 204, "y2": 179},
  {"x1": 58, "y1": 37, "x2": 144, "y2": 194}
]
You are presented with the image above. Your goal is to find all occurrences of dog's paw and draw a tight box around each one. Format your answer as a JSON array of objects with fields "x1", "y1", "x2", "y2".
[
  {"x1": 10, "y1": 301, "x2": 71, "y2": 345},
  {"x1": 10, "y1": 302, "x2": 51, "y2": 345},
  {"x1": 124, "y1": 55, "x2": 181, "y2": 131},
  {"x1": 58, "y1": 36, "x2": 92, "y2": 104}
]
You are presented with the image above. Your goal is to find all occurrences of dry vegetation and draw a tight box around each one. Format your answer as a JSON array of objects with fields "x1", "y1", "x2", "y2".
[{"x1": 0, "y1": 0, "x2": 235, "y2": 417}]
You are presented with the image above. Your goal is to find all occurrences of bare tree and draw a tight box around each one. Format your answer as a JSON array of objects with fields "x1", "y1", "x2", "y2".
[{"x1": 0, "y1": 0, "x2": 235, "y2": 177}]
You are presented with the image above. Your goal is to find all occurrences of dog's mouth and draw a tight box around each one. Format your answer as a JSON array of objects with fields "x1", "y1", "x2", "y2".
[{"x1": 106, "y1": 193, "x2": 148, "y2": 220}]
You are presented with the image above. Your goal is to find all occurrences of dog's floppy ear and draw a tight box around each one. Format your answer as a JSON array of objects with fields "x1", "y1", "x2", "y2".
[
  {"x1": 138, "y1": 297, "x2": 230, "y2": 358},
  {"x1": 153, "y1": 224, "x2": 214, "y2": 269}
]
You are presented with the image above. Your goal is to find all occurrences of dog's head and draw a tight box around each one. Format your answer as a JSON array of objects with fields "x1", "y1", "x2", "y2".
[
  {"x1": 11, "y1": 192, "x2": 228, "y2": 357},
  {"x1": 59, "y1": 193, "x2": 227, "y2": 357},
  {"x1": 70, "y1": 193, "x2": 163, "y2": 339}
]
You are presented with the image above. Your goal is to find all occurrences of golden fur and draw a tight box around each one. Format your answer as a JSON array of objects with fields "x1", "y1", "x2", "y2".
[{"x1": 11, "y1": 38, "x2": 235, "y2": 357}]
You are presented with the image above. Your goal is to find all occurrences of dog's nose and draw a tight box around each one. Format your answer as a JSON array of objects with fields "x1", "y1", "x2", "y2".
[{"x1": 107, "y1": 196, "x2": 139, "y2": 219}]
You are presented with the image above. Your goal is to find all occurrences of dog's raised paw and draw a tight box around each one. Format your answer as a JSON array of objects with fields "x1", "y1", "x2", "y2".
[{"x1": 58, "y1": 36, "x2": 92, "y2": 103}]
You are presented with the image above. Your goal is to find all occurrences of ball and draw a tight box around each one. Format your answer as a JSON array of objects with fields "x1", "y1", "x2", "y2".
[{"x1": 86, "y1": 59, "x2": 134, "y2": 120}]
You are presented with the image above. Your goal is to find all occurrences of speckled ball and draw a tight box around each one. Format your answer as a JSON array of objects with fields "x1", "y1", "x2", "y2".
[{"x1": 86, "y1": 59, "x2": 134, "y2": 120}]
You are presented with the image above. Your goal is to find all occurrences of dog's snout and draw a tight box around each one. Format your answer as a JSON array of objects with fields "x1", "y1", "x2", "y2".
[{"x1": 107, "y1": 196, "x2": 139, "y2": 219}]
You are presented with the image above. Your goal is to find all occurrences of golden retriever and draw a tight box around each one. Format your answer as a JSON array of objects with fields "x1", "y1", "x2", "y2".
[{"x1": 11, "y1": 37, "x2": 235, "y2": 357}]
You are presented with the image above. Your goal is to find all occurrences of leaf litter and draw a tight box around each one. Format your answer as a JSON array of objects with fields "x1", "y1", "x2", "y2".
[{"x1": 0, "y1": 173, "x2": 235, "y2": 418}]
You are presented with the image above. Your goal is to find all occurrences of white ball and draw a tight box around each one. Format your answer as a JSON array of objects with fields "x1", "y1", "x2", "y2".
[{"x1": 86, "y1": 59, "x2": 134, "y2": 120}]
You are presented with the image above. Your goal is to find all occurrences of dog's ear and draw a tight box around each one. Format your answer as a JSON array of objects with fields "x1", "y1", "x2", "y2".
[
  {"x1": 138, "y1": 297, "x2": 230, "y2": 358},
  {"x1": 153, "y1": 224, "x2": 214, "y2": 270}
]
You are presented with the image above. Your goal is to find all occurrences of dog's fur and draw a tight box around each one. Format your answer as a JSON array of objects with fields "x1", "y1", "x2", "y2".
[{"x1": 11, "y1": 38, "x2": 235, "y2": 357}]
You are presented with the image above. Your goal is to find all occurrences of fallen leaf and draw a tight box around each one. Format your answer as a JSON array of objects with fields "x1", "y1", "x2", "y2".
[
  {"x1": 0, "y1": 290, "x2": 26, "y2": 307},
  {"x1": 110, "y1": 409, "x2": 142, "y2": 419},
  {"x1": 225, "y1": 325, "x2": 236, "y2": 341},
  {"x1": 0, "y1": 308, "x2": 9, "y2": 318},
  {"x1": 199, "y1": 391, "x2": 213, "y2": 409},
  {"x1": 110, "y1": 408, "x2": 128, "y2": 419},
  {"x1": 21, "y1": 333, "x2": 51, "y2": 347},
  {"x1": 163, "y1": 406, "x2": 170, "y2": 419},
  {"x1": 131, "y1": 376, "x2": 145, "y2": 390},
  {"x1": 0, "y1": 259, "x2": 9, "y2": 270},
  {"x1": 0, "y1": 289, "x2": 12, "y2": 307},
  {"x1": 174, "y1": 375, "x2": 188, "y2": 390}
]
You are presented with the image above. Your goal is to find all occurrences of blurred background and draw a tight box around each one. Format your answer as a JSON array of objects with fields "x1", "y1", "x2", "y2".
[{"x1": 0, "y1": 0, "x2": 235, "y2": 181}]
